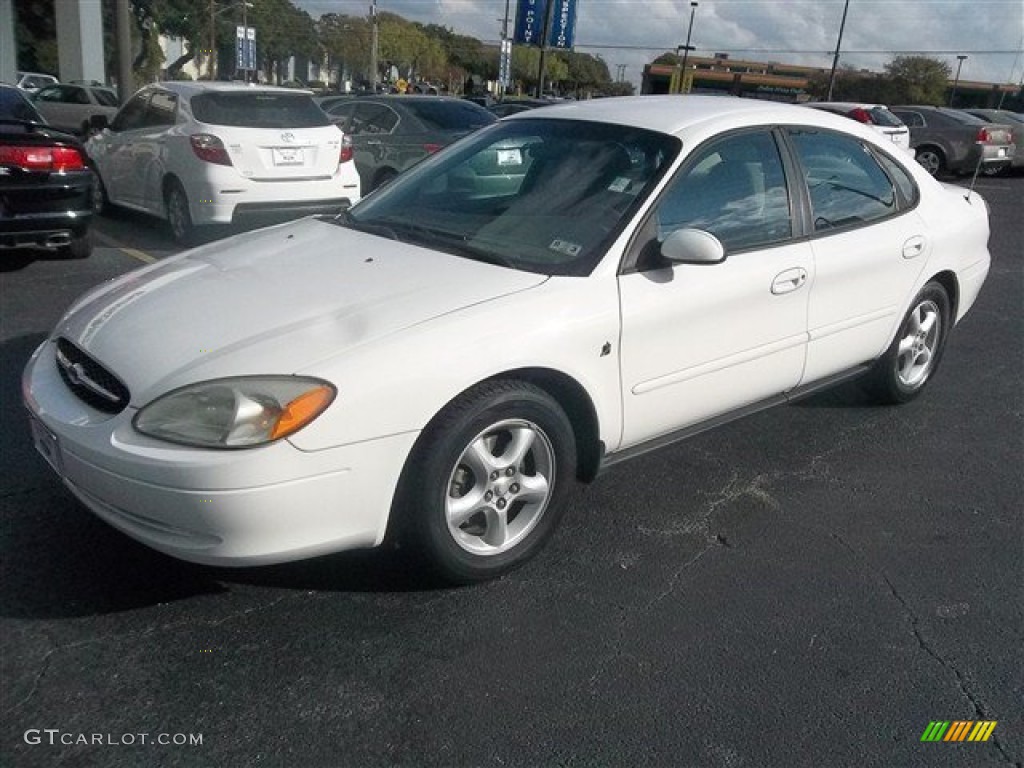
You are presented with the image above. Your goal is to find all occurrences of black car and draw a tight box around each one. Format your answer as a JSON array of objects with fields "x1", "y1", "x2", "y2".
[
  {"x1": 322, "y1": 95, "x2": 497, "y2": 192},
  {"x1": 1, "y1": 84, "x2": 94, "y2": 258}
]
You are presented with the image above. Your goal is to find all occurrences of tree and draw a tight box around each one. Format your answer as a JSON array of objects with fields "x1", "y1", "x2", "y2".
[{"x1": 884, "y1": 56, "x2": 951, "y2": 105}]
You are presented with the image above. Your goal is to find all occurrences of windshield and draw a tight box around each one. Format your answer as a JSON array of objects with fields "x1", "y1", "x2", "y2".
[
  {"x1": 191, "y1": 92, "x2": 330, "y2": 128},
  {"x1": 344, "y1": 119, "x2": 679, "y2": 276}
]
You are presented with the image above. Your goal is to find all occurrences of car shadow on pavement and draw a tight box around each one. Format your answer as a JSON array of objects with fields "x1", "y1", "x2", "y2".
[
  {"x1": 1, "y1": 333, "x2": 446, "y2": 620},
  {"x1": 1, "y1": 333, "x2": 227, "y2": 619}
]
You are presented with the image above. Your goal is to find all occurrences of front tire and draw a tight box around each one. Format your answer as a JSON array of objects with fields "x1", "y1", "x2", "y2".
[
  {"x1": 395, "y1": 381, "x2": 576, "y2": 584},
  {"x1": 864, "y1": 282, "x2": 950, "y2": 404}
]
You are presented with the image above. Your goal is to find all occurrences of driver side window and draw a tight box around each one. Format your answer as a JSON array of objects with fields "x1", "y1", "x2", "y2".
[{"x1": 653, "y1": 131, "x2": 792, "y2": 252}]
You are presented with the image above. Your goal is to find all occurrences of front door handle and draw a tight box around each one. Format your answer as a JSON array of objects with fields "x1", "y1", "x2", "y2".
[
  {"x1": 903, "y1": 235, "x2": 926, "y2": 259},
  {"x1": 771, "y1": 267, "x2": 808, "y2": 295}
]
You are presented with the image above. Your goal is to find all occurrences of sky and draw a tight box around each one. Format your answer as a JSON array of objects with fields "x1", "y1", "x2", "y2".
[{"x1": 295, "y1": 0, "x2": 1024, "y2": 89}]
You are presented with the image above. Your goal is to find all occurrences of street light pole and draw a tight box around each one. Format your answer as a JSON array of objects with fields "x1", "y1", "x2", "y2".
[
  {"x1": 826, "y1": 0, "x2": 850, "y2": 100},
  {"x1": 677, "y1": 1, "x2": 698, "y2": 94},
  {"x1": 950, "y1": 54, "x2": 968, "y2": 106}
]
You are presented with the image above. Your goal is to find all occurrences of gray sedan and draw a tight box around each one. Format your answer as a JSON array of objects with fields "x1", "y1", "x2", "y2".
[
  {"x1": 890, "y1": 105, "x2": 1015, "y2": 176},
  {"x1": 323, "y1": 95, "x2": 496, "y2": 192}
]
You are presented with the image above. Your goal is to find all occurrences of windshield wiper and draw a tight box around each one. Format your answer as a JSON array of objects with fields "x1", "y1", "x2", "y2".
[
  {"x1": 327, "y1": 208, "x2": 402, "y2": 241},
  {"x1": 377, "y1": 219, "x2": 516, "y2": 268}
]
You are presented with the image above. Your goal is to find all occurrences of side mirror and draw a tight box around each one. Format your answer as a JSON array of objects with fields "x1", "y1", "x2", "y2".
[
  {"x1": 89, "y1": 114, "x2": 110, "y2": 132},
  {"x1": 661, "y1": 227, "x2": 726, "y2": 265}
]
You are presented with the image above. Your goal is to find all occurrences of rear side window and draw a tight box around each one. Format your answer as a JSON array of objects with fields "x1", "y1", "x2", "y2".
[
  {"x1": 788, "y1": 129, "x2": 898, "y2": 231},
  {"x1": 400, "y1": 100, "x2": 497, "y2": 131},
  {"x1": 191, "y1": 92, "x2": 330, "y2": 128},
  {"x1": 94, "y1": 89, "x2": 119, "y2": 107},
  {"x1": 0, "y1": 87, "x2": 44, "y2": 122}
]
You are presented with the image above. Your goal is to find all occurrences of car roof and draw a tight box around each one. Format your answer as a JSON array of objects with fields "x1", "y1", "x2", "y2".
[
  {"x1": 147, "y1": 81, "x2": 314, "y2": 98},
  {"x1": 804, "y1": 101, "x2": 888, "y2": 110},
  {"x1": 502, "y1": 95, "x2": 842, "y2": 136}
]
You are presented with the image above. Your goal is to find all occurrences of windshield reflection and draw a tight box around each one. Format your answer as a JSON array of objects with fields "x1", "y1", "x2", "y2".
[{"x1": 346, "y1": 119, "x2": 680, "y2": 276}]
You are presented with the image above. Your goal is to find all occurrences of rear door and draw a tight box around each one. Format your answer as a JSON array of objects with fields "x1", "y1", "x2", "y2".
[
  {"x1": 785, "y1": 128, "x2": 929, "y2": 383},
  {"x1": 189, "y1": 91, "x2": 341, "y2": 181}
]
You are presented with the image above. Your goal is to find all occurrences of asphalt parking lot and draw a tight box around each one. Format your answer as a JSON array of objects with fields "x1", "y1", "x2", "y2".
[{"x1": 1, "y1": 175, "x2": 1021, "y2": 767}]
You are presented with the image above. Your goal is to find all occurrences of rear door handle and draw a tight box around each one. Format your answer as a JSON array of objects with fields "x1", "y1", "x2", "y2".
[
  {"x1": 903, "y1": 235, "x2": 926, "y2": 259},
  {"x1": 771, "y1": 267, "x2": 808, "y2": 295}
]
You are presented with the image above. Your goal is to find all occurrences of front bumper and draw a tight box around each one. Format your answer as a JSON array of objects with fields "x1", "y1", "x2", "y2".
[{"x1": 23, "y1": 339, "x2": 416, "y2": 566}]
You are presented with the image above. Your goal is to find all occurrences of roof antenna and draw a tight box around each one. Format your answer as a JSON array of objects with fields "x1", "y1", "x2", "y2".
[{"x1": 964, "y1": 149, "x2": 984, "y2": 202}]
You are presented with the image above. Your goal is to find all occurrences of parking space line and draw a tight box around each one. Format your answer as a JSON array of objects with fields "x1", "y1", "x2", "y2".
[{"x1": 93, "y1": 231, "x2": 157, "y2": 264}]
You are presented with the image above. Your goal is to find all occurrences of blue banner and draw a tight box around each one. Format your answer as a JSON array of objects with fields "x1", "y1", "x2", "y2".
[
  {"x1": 513, "y1": 0, "x2": 547, "y2": 47},
  {"x1": 546, "y1": 0, "x2": 577, "y2": 50}
]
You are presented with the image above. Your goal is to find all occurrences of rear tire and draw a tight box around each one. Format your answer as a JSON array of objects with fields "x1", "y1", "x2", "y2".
[
  {"x1": 393, "y1": 380, "x2": 576, "y2": 584},
  {"x1": 372, "y1": 168, "x2": 398, "y2": 192},
  {"x1": 91, "y1": 172, "x2": 110, "y2": 216},
  {"x1": 914, "y1": 147, "x2": 945, "y2": 177},
  {"x1": 59, "y1": 230, "x2": 93, "y2": 259},
  {"x1": 864, "y1": 281, "x2": 950, "y2": 404},
  {"x1": 165, "y1": 180, "x2": 196, "y2": 246}
]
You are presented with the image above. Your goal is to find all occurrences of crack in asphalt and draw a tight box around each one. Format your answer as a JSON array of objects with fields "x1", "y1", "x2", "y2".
[
  {"x1": 830, "y1": 533, "x2": 1021, "y2": 767},
  {"x1": 3, "y1": 592, "x2": 297, "y2": 718}
]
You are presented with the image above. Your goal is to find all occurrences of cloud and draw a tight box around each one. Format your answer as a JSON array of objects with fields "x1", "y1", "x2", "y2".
[{"x1": 297, "y1": 0, "x2": 1024, "y2": 86}]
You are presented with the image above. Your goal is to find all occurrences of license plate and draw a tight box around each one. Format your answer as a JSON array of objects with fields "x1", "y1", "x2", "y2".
[
  {"x1": 272, "y1": 147, "x2": 304, "y2": 165},
  {"x1": 30, "y1": 417, "x2": 62, "y2": 474},
  {"x1": 997, "y1": 148, "x2": 1006, "y2": 158}
]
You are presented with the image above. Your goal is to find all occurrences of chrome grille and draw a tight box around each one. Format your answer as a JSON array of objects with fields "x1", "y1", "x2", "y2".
[{"x1": 55, "y1": 338, "x2": 130, "y2": 414}]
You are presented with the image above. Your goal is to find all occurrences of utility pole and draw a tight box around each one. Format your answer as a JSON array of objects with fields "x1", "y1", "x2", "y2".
[
  {"x1": 535, "y1": 0, "x2": 556, "y2": 97},
  {"x1": 115, "y1": 0, "x2": 132, "y2": 101},
  {"x1": 826, "y1": 0, "x2": 850, "y2": 100},
  {"x1": 369, "y1": 0, "x2": 378, "y2": 90}
]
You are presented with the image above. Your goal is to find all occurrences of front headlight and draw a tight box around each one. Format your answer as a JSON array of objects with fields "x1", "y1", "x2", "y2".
[{"x1": 134, "y1": 376, "x2": 336, "y2": 449}]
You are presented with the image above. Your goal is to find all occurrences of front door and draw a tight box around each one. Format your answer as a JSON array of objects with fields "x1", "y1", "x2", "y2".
[{"x1": 617, "y1": 129, "x2": 812, "y2": 448}]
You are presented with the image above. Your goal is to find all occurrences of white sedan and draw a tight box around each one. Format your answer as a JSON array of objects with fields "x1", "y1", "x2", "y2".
[{"x1": 24, "y1": 96, "x2": 991, "y2": 583}]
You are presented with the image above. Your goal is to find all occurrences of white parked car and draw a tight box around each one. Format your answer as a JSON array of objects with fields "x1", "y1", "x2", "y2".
[
  {"x1": 24, "y1": 96, "x2": 991, "y2": 583},
  {"x1": 86, "y1": 82, "x2": 361, "y2": 243},
  {"x1": 805, "y1": 102, "x2": 914, "y2": 155},
  {"x1": 15, "y1": 71, "x2": 59, "y2": 93},
  {"x1": 31, "y1": 82, "x2": 118, "y2": 136}
]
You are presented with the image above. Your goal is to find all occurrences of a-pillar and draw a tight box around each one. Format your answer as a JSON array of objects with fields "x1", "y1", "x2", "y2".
[{"x1": 55, "y1": 0, "x2": 107, "y2": 84}]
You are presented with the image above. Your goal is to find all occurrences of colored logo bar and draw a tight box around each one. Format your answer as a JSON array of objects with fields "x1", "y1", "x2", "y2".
[{"x1": 920, "y1": 721, "x2": 997, "y2": 742}]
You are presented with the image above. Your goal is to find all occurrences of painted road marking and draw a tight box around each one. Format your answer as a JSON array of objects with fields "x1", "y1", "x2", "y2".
[{"x1": 93, "y1": 230, "x2": 158, "y2": 264}]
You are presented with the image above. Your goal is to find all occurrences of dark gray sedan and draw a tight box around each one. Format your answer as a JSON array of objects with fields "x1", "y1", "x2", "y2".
[
  {"x1": 322, "y1": 95, "x2": 496, "y2": 192},
  {"x1": 890, "y1": 105, "x2": 1014, "y2": 177}
]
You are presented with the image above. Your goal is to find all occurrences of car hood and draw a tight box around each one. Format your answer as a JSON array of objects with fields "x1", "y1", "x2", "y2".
[{"x1": 54, "y1": 217, "x2": 546, "y2": 404}]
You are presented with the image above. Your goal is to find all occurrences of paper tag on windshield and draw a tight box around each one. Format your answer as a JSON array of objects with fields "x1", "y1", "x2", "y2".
[{"x1": 549, "y1": 239, "x2": 582, "y2": 256}]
